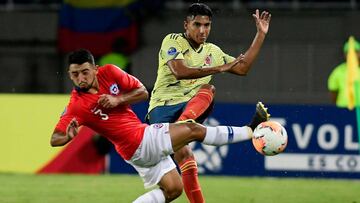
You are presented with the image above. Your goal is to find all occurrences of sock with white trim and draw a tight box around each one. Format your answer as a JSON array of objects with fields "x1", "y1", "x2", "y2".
[{"x1": 202, "y1": 126, "x2": 252, "y2": 146}]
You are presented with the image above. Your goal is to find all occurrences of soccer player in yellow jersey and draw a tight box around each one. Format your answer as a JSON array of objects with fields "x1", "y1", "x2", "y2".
[{"x1": 148, "y1": 3, "x2": 271, "y2": 202}]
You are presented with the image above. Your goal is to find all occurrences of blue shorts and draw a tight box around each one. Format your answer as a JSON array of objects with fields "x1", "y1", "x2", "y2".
[
  {"x1": 147, "y1": 102, "x2": 187, "y2": 124},
  {"x1": 147, "y1": 101, "x2": 215, "y2": 124}
]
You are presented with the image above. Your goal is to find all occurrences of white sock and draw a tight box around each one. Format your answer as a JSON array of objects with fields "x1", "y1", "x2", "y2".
[
  {"x1": 202, "y1": 126, "x2": 252, "y2": 146},
  {"x1": 133, "y1": 188, "x2": 165, "y2": 203}
]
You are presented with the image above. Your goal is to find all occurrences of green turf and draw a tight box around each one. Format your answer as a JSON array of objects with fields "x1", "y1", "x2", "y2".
[{"x1": 0, "y1": 173, "x2": 359, "y2": 203}]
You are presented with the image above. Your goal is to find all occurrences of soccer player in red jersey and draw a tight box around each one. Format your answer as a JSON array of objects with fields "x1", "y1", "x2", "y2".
[{"x1": 51, "y1": 49, "x2": 269, "y2": 202}]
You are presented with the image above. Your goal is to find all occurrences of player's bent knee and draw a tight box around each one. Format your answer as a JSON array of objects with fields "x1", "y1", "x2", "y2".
[
  {"x1": 187, "y1": 123, "x2": 206, "y2": 141},
  {"x1": 200, "y1": 84, "x2": 216, "y2": 93},
  {"x1": 164, "y1": 183, "x2": 183, "y2": 201},
  {"x1": 209, "y1": 84, "x2": 216, "y2": 94}
]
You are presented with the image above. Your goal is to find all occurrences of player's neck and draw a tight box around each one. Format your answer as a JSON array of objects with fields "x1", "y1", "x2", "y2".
[
  {"x1": 88, "y1": 79, "x2": 99, "y2": 94},
  {"x1": 184, "y1": 33, "x2": 201, "y2": 50}
]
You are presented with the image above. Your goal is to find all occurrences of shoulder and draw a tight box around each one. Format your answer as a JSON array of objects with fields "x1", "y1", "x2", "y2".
[
  {"x1": 97, "y1": 64, "x2": 128, "y2": 82},
  {"x1": 98, "y1": 64, "x2": 124, "y2": 74},
  {"x1": 99, "y1": 64, "x2": 117, "y2": 70},
  {"x1": 163, "y1": 33, "x2": 183, "y2": 41},
  {"x1": 162, "y1": 33, "x2": 187, "y2": 46}
]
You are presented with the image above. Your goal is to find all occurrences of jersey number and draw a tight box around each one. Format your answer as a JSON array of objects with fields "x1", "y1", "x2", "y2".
[{"x1": 91, "y1": 107, "x2": 109, "y2": 120}]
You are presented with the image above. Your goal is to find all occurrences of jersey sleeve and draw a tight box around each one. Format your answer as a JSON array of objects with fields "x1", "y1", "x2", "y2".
[
  {"x1": 159, "y1": 34, "x2": 185, "y2": 63},
  {"x1": 210, "y1": 43, "x2": 235, "y2": 65},
  {"x1": 222, "y1": 53, "x2": 236, "y2": 64},
  {"x1": 54, "y1": 94, "x2": 76, "y2": 134},
  {"x1": 107, "y1": 64, "x2": 144, "y2": 91}
]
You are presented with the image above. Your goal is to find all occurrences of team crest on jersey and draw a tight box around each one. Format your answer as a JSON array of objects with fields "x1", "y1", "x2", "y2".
[
  {"x1": 167, "y1": 47, "x2": 177, "y2": 56},
  {"x1": 204, "y1": 55, "x2": 212, "y2": 66},
  {"x1": 110, "y1": 84, "x2": 119, "y2": 95},
  {"x1": 153, "y1": 123, "x2": 164, "y2": 129}
]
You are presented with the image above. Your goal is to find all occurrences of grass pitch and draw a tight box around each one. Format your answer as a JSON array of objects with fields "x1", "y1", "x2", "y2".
[{"x1": 0, "y1": 173, "x2": 359, "y2": 203}]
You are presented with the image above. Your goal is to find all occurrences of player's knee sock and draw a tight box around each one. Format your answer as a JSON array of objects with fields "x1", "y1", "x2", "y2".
[
  {"x1": 179, "y1": 156, "x2": 205, "y2": 203},
  {"x1": 178, "y1": 88, "x2": 214, "y2": 121},
  {"x1": 202, "y1": 126, "x2": 252, "y2": 146},
  {"x1": 133, "y1": 188, "x2": 165, "y2": 203}
]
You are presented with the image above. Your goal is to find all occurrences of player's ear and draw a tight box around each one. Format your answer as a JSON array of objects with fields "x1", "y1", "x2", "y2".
[
  {"x1": 184, "y1": 20, "x2": 188, "y2": 30},
  {"x1": 94, "y1": 65, "x2": 99, "y2": 72}
]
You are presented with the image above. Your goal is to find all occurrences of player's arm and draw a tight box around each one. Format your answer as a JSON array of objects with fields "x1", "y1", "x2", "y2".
[
  {"x1": 98, "y1": 85, "x2": 148, "y2": 108},
  {"x1": 162, "y1": 34, "x2": 239, "y2": 80},
  {"x1": 167, "y1": 58, "x2": 240, "y2": 80},
  {"x1": 98, "y1": 65, "x2": 149, "y2": 108},
  {"x1": 50, "y1": 118, "x2": 79, "y2": 147},
  {"x1": 228, "y1": 9, "x2": 271, "y2": 75}
]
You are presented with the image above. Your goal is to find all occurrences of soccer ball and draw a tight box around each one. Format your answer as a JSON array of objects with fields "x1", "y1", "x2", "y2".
[{"x1": 252, "y1": 121, "x2": 288, "y2": 156}]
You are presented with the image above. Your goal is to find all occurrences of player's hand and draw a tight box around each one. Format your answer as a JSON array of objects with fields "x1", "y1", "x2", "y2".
[
  {"x1": 237, "y1": 54, "x2": 246, "y2": 63},
  {"x1": 219, "y1": 54, "x2": 246, "y2": 72},
  {"x1": 253, "y1": 9, "x2": 271, "y2": 35},
  {"x1": 66, "y1": 118, "x2": 79, "y2": 140},
  {"x1": 98, "y1": 94, "x2": 121, "y2": 108},
  {"x1": 219, "y1": 58, "x2": 240, "y2": 72}
]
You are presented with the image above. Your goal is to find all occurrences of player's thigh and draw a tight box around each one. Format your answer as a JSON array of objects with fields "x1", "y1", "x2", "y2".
[
  {"x1": 169, "y1": 123, "x2": 206, "y2": 152},
  {"x1": 147, "y1": 102, "x2": 187, "y2": 124}
]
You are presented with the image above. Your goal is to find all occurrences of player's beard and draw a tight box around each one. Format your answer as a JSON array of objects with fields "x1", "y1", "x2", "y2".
[{"x1": 75, "y1": 77, "x2": 95, "y2": 92}]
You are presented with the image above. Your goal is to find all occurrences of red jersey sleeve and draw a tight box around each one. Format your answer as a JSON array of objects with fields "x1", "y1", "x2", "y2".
[
  {"x1": 54, "y1": 92, "x2": 76, "y2": 133},
  {"x1": 107, "y1": 64, "x2": 143, "y2": 92}
]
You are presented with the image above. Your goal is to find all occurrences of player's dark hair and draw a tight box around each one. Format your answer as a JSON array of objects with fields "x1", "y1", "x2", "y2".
[
  {"x1": 186, "y1": 3, "x2": 213, "y2": 20},
  {"x1": 68, "y1": 49, "x2": 95, "y2": 65}
]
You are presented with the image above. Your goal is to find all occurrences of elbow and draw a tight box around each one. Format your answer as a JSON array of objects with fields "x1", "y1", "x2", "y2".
[
  {"x1": 50, "y1": 138, "x2": 60, "y2": 147},
  {"x1": 50, "y1": 136, "x2": 56, "y2": 147},
  {"x1": 50, "y1": 141, "x2": 56, "y2": 147},
  {"x1": 50, "y1": 133, "x2": 64, "y2": 147},
  {"x1": 141, "y1": 86, "x2": 149, "y2": 100},
  {"x1": 232, "y1": 69, "x2": 248, "y2": 76},
  {"x1": 233, "y1": 63, "x2": 251, "y2": 76},
  {"x1": 143, "y1": 90, "x2": 149, "y2": 100}
]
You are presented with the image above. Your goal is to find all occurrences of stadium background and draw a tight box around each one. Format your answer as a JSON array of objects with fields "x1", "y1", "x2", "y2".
[{"x1": 1, "y1": 0, "x2": 360, "y2": 186}]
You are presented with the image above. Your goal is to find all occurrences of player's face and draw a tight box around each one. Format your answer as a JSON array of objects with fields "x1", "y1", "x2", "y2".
[
  {"x1": 68, "y1": 62, "x2": 98, "y2": 91},
  {"x1": 184, "y1": 15, "x2": 211, "y2": 47}
]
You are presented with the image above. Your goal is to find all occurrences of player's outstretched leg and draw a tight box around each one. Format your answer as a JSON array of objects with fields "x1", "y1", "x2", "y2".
[
  {"x1": 248, "y1": 101, "x2": 270, "y2": 131},
  {"x1": 170, "y1": 123, "x2": 253, "y2": 153}
]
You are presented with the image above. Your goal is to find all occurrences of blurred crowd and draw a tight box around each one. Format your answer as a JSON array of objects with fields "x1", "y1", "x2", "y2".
[{"x1": 0, "y1": 0, "x2": 358, "y2": 10}]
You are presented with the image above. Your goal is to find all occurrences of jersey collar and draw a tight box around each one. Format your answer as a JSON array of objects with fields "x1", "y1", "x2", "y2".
[{"x1": 182, "y1": 33, "x2": 204, "y2": 53}]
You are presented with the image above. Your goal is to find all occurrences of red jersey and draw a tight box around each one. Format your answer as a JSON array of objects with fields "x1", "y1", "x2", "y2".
[{"x1": 54, "y1": 64, "x2": 148, "y2": 160}]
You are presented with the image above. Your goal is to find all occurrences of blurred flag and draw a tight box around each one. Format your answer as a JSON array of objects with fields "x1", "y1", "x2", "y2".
[
  {"x1": 346, "y1": 36, "x2": 360, "y2": 110},
  {"x1": 58, "y1": 0, "x2": 141, "y2": 56}
]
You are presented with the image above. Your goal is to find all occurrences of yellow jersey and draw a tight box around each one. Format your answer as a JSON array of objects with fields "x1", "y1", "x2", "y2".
[{"x1": 148, "y1": 33, "x2": 235, "y2": 112}]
